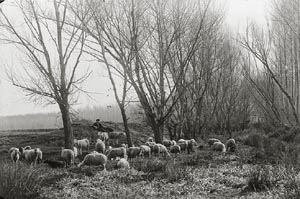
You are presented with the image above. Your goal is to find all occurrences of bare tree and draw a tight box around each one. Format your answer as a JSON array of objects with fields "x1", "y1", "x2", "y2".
[{"x1": 0, "y1": 0, "x2": 88, "y2": 149}]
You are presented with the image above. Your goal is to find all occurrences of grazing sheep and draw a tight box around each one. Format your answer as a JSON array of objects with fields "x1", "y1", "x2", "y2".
[
  {"x1": 107, "y1": 147, "x2": 127, "y2": 160},
  {"x1": 170, "y1": 145, "x2": 181, "y2": 155},
  {"x1": 8, "y1": 147, "x2": 18, "y2": 154},
  {"x1": 107, "y1": 131, "x2": 126, "y2": 146},
  {"x1": 36, "y1": 148, "x2": 43, "y2": 164},
  {"x1": 105, "y1": 146, "x2": 112, "y2": 154},
  {"x1": 177, "y1": 140, "x2": 188, "y2": 153},
  {"x1": 156, "y1": 143, "x2": 170, "y2": 157},
  {"x1": 44, "y1": 159, "x2": 65, "y2": 168},
  {"x1": 152, "y1": 144, "x2": 160, "y2": 155},
  {"x1": 162, "y1": 140, "x2": 172, "y2": 148},
  {"x1": 212, "y1": 142, "x2": 226, "y2": 152},
  {"x1": 78, "y1": 152, "x2": 107, "y2": 170},
  {"x1": 74, "y1": 138, "x2": 90, "y2": 155},
  {"x1": 98, "y1": 132, "x2": 109, "y2": 144},
  {"x1": 73, "y1": 146, "x2": 78, "y2": 158},
  {"x1": 127, "y1": 147, "x2": 141, "y2": 159},
  {"x1": 121, "y1": 143, "x2": 128, "y2": 149},
  {"x1": 95, "y1": 139, "x2": 106, "y2": 154},
  {"x1": 226, "y1": 138, "x2": 237, "y2": 152},
  {"x1": 24, "y1": 146, "x2": 31, "y2": 150},
  {"x1": 117, "y1": 158, "x2": 130, "y2": 169},
  {"x1": 208, "y1": 138, "x2": 221, "y2": 147},
  {"x1": 146, "y1": 137, "x2": 154, "y2": 143},
  {"x1": 187, "y1": 139, "x2": 197, "y2": 154},
  {"x1": 171, "y1": 140, "x2": 177, "y2": 146},
  {"x1": 139, "y1": 145, "x2": 151, "y2": 157},
  {"x1": 19, "y1": 148, "x2": 41, "y2": 166},
  {"x1": 61, "y1": 148, "x2": 75, "y2": 168},
  {"x1": 10, "y1": 148, "x2": 20, "y2": 163}
]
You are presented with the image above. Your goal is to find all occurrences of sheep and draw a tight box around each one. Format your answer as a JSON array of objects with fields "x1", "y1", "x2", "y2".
[
  {"x1": 145, "y1": 142, "x2": 156, "y2": 155},
  {"x1": 162, "y1": 140, "x2": 172, "y2": 148},
  {"x1": 24, "y1": 146, "x2": 31, "y2": 150},
  {"x1": 107, "y1": 147, "x2": 127, "y2": 160},
  {"x1": 78, "y1": 152, "x2": 107, "y2": 170},
  {"x1": 73, "y1": 146, "x2": 78, "y2": 158},
  {"x1": 208, "y1": 138, "x2": 221, "y2": 147},
  {"x1": 98, "y1": 132, "x2": 109, "y2": 145},
  {"x1": 212, "y1": 142, "x2": 226, "y2": 152},
  {"x1": 10, "y1": 148, "x2": 20, "y2": 163},
  {"x1": 36, "y1": 148, "x2": 43, "y2": 164},
  {"x1": 74, "y1": 138, "x2": 90, "y2": 155},
  {"x1": 117, "y1": 158, "x2": 130, "y2": 169},
  {"x1": 170, "y1": 145, "x2": 181, "y2": 155},
  {"x1": 177, "y1": 140, "x2": 188, "y2": 153},
  {"x1": 226, "y1": 138, "x2": 237, "y2": 152},
  {"x1": 61, "y1": 148, "x2": 75, "y2": 168},
  {"x1": 95, "y1": 139, "x2": 106, "y2": 154},
  {"x1": 156, "y1": 143, "x2": 170, "y2": 157},
  {"x1": 171, "y1": 140, "x2": 177, "y2": 146},
  {"x1": 8, "y1": 147, "x2": 18, "y2": 154},
  {"x1": 108, "y1": 131, "x2": 126, "y2": 146},
  {"x1": 152, "y1": 144, "x2": 160, "y2": 155},
  {"x1": 127, "y1": 147, "x2": 141, "y2": 160},
  {"x1": 187, "y1": 139, "x2": 197, "y2": 154},
  {"x1": 44, "y1": 159, "x2": 65, "y2": 168},
  {"x1": 139, "y1": 145, "x2": 151, "y2": 157},
  {"x1": 105, "y1": 146, "x2": 112, "y2": 154},
  {"x1": 19, "y1": 147, "x2": 41, "y2": 166},
  {"x1": 146, "y1": 137, "x2": 154, "y2": 143}
]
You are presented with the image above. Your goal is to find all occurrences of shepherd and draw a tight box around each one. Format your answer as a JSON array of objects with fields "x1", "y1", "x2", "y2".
[{"x1": 92, "y1": 119, "x2": 113, "y2": 132}]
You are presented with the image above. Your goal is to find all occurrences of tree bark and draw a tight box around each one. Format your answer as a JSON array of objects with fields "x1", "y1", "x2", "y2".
[{"x1": 59, "y1": 103, "x2": 73, "y2": 149}]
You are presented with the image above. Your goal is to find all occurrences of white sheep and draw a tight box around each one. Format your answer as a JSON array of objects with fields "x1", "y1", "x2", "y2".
[
  {"x1": 226, "y1": 138, "x2": 237, "y2": 152},
  {"x1": 36, "y1": 148, "x2": 43, "y2": 164},
  {"x1": 107, "y1": 147, "x2": 127, "y2": 160},
  {"x1": 117, "y1": 158, "x2": 130, "y2": 169},
  {"x1": 171, "y1": 140, "x2": 177, "y2": 146},
  {"x1": 8, "y1": 147, "x2": 18, "y2": 154},
  {"x1": 10, "y1": 148, "x2": 20, "y2": 163},
  {"x1": 73, "y1": 146, "x2": 78, "y2": 158},
  {"x1": 108, "y1": 131, "x2": 126, "y2": 146},
  {"x1": 74, "y1": 138, "x2": 90, "y2": 155},
  {"x1": 139, "y1": 145, "x2": 151, "y2": 157},
  {"x1": 19, "y1": 147, "x2": 41, "y2": 166},
  {"x1": 156, "y1": 143, "x2": 170, "y2": 157},
  {"x1": 208, "y1": 138, "x2": 221, "y2": 147},
  {"x1": 212, "y1": 142, "x2": 226, "y2": 152},
  {"x1": 177, "y1": 140, "x2": 188, "y2": 153},
  {"x1": 127, "y1": 147, "x2": 141, "y2": 159},
  {"x1": 61, "y1": 148, "x2": 75, "y2": 168},
  {"x1": 170, "y1": 145, "x2": 181, "y2": 155},
  {"x1": 95, "y1": 139, "x2": 106, "y2": 154},
  {"x1": 187, "y1": 139, "x2": 197, "y2": 154},
  {"x1": 98, "y1": 132, "x2": 109, "y2": 145},
  {"x1": 78, "y1": 152, "x2": 107, "y2": 170},
  {"x1": 145, "y1": 141, "x2": 156, "y2": 154},
  {"x1": 24, "y1": 146, "x2": 31, "y2": 150}
]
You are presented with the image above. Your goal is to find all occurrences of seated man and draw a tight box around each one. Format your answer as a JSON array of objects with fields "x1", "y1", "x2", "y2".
[
  {"x1": 92, "y1": 119, "x2": 114, "y2": 132},
  {"x1": 92, "y1": 119, "x2": 106, "y2": 132}
]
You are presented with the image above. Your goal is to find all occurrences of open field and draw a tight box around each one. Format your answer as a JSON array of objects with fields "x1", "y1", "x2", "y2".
[{"x1": 0, "y1": 124, "x2": 298, "y2": 199}]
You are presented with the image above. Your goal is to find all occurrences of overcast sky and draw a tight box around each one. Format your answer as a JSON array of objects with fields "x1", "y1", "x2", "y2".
[{"x1": 0, "y1": 0, "x2": 271, "y2": 116}]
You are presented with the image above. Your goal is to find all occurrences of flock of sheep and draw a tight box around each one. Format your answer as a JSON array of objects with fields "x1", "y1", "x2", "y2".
[{"x1": 7, "y1": 131, "x2": 237, "y2": 171}]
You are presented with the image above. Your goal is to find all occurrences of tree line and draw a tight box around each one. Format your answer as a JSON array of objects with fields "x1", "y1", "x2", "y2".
[{"x1": 0, "y1": 0, "x2": 296, "y2": 148}]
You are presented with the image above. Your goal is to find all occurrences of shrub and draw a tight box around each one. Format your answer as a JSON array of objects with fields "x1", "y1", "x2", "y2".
[
  {"x1": 0, "y1": 162, "x2": 44, "y2": 199},
  {"x1": 163, "y1": 161, "x2": 191, "y2": 183},
  {"x1": 284, "y1": 168, "x2": 300, "y2": 199},
  {"x1": 246, "y1": 165, "x2": 280, "y2": 192},
  {"x1": 243, "y1": 134, "x2": 264, "y2": 149},
  {"x1": 281, "y1": 126, "x2": 300, "y2": 143}
]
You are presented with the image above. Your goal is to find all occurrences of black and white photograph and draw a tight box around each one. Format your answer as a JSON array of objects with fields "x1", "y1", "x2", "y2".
[{"x1": 0, "y1": 0, "x2": 297, "y2": 198}]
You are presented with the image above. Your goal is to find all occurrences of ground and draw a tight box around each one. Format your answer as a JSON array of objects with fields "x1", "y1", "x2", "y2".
[{"x1": 0, "y1": 123, "x2": 296, "y2": 199}]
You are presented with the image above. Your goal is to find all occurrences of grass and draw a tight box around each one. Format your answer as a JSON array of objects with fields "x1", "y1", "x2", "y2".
[{"x1": 0, "y1": 161, "x2": 45, "y2": 199}]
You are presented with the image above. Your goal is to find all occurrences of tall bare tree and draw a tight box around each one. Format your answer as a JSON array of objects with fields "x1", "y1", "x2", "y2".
[{"x1": 0, "y1": 0, "x2": 88, "y2": 149}]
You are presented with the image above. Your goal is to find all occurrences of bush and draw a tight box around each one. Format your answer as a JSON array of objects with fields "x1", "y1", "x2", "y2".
[
  {"x1": 243, "y1": 134, "x2": 264, "y2": 149},
  {"x1": 246, "y1": 165, "x2": 280, "y2": 192},
  {"x1": 0, "y1": 162, "x2": 44, "y2": 199},
  {"x1": 281, "y1": 126, "x2": 300, "y2": 143}
]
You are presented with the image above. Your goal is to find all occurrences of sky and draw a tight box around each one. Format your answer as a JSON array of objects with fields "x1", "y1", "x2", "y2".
[{"x1": 0, "y1": 0, "x2": 271, "y2": 116}]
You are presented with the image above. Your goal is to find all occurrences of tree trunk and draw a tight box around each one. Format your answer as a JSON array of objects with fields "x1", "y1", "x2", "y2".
[
  {"x1": 59, "y1": 103, "x2": 73, "y2": 149},
  {"x1": 120, "y1": 107, "x2": 133, "y2": 147}
]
